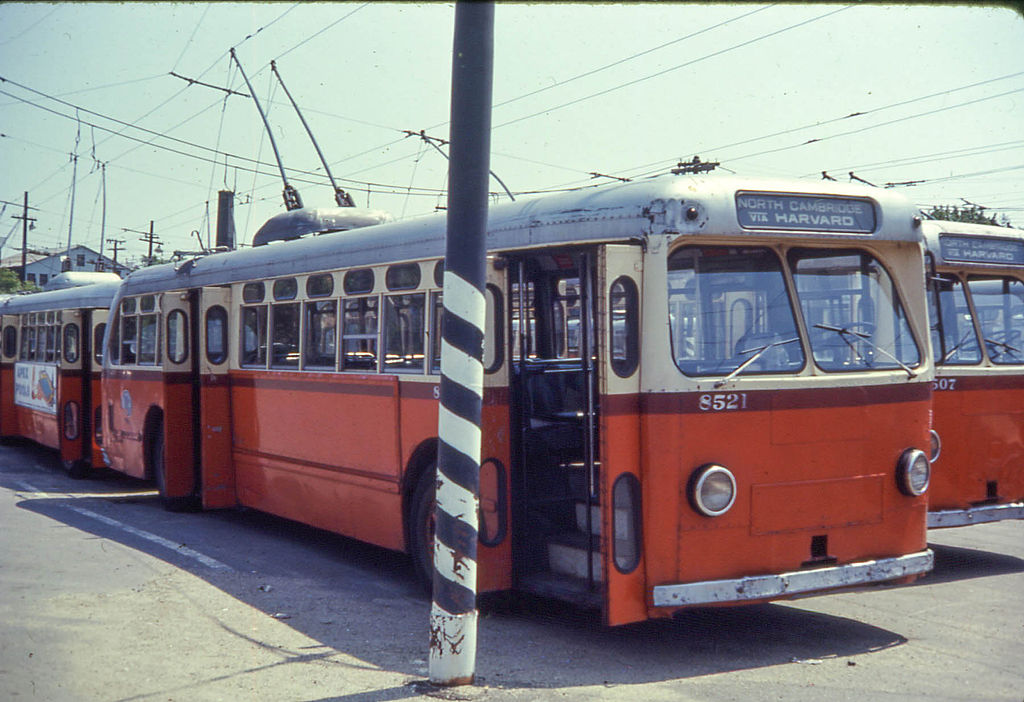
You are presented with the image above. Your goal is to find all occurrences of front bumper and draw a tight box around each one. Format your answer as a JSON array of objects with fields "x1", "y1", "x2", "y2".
[
  {"x1": 928, "y1": 502, "x2": 1024, "y2": 528},
  {"x1": 652, "y1": 549, "x2": 933, "y2": 607}
]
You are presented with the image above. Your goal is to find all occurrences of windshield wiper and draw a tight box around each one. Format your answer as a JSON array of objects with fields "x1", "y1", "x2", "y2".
[
  {"x1": 984, "y1": 336, "x2": 1023, "y2": 359},
  {"x1": 940, "y1": 329, "x2": 976, "y2": 364},
  {"x1": 814, "y1": 323, "x2": 917, "y2": 378},
  {"x1": 714, "y1": 336, "x2": 799, "y2": 388}
]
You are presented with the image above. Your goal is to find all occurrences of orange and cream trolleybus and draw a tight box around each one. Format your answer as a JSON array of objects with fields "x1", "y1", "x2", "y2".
[
  {"x1": 0, "y1": 281, "x2": 119, "y2": 477},
  {"x1": 100, "y1": 174, "x2": 934, "y2": 625},
  {"x1": 923, "y1": 219, "x2": 1024, "y2": 527}
]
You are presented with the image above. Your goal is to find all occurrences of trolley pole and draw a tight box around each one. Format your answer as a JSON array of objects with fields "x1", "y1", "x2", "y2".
[{"x1": 429, "y1": 1, "x2": 493, "y2": 687}]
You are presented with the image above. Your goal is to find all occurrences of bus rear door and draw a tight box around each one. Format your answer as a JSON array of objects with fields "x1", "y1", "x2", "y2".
[{"x1": 198, "y1": 286, "x2": 235, "y2": 508}]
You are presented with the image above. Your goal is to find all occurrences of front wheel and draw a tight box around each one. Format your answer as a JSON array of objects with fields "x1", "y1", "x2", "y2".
[
  {"x1": 409, "y1": 465, "x2": 436, "y2": 593},
  {"x1": 152, "y1": 422, "x2": 200, "y2": 512}
]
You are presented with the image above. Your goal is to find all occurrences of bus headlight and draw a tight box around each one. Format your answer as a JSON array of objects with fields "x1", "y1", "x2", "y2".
[
  {"x1": 897, "y1": 448, "x2": 930, "y2": 496},
  {"x1": 929, "y1": 430, "x2": 941, "y2": 463},
  {"x1": 689, "y1": 464, "x2": 737, "y2": 517}
]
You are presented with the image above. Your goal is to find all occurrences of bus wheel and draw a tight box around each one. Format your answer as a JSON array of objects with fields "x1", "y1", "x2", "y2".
[
  {"x1": 62, "y1": 459, "x2": 90, "y2": 480},
  {"x1": 410, "y1": 466, "x2": 436, "y2": 593},
  {"x1": 153, "y1": 422, "x2": 200, "y2": 513}
]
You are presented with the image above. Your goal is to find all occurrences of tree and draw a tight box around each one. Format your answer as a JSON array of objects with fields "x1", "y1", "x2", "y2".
[
  {"x1": 926, "y1": 204, "x2": 1013, "y2": 228},
  {"x1": 0, "y1": 268, "x2": 40, "y2": 293}
]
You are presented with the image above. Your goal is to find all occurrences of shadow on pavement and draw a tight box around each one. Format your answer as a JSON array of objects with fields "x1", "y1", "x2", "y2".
[{"x1": 4, "y1": 443, "x2": 918, "y2": 690}]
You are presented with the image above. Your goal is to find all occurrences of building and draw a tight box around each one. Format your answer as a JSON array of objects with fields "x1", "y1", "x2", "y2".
[{"x1": 0, "y1": 245, "x2": 129, "y2": 287}]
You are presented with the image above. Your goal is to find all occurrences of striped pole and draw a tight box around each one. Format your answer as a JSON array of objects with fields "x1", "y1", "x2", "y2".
[{"x1": 429, "y1": 1, "x2": 493, "y2": 687}]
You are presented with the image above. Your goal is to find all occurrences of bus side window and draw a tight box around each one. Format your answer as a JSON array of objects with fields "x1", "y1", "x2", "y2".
[
  {"x1": 304, "y1": 299, "x2": 337, "y2": 369},
  {"x1": 166, "y1": 310, "x2": 188, "y2": 364},
  {"x1": 241, "y1": 305, "x2": 268, "y2": 367},
  {"x1": 610, "y1": 276, "x2": 639, "y2": 377},
  {"x1": 63, "y1": 323, "x2": 80, "y2": 364},
  {"x1": 93, "y1": 323, "x2": 106, "y2": 365},
  {"x1": 485, "y1": 283, "x2": 504, "y2": 373},
  {"x1": 383, "y1": 293, "x2": 425, "y2": 373},
  {"x1": 430, "y1": 291, "x2": 443, "y2": 375},
  {"x1": 271, "y1": 303, "x2": 300, "y2": 368},
  {"x1": 20, "y1": 316, "x2": 31, "y2": 360},
  {"x1": 120, "y1": 298, "x2": 138, "y2": 365},
  {"x1": 138, "y1": 313, "x2": 159, "y2": 365},
  {"x1": 206, "y1": 305, "x2": 228, "y2": 365},
  {"x1": 2, "y1": 325, "x2": 17, "y2": 359},
  {"x1": 341, "y1": 296, "x2": 379, "y2": 371}
]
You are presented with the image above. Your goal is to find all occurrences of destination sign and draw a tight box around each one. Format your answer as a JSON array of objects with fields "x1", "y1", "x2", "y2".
[
  {"x1": 940, "y1": 235, "x2": 1024, "y2": 266},
  {"x1": 736, "y1": 193, "x2": 876, "y2": 233}
]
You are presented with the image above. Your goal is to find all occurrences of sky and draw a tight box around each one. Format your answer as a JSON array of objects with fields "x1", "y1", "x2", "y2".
[{"x1": 0, "y1": 2, "x2": 1022, "y2": 267}]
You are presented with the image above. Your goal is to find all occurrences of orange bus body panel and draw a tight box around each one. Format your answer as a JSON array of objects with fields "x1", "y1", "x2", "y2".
[
  {"x1": 931, "y1": 376, "x2": 1024, "y2": 510},
  {"x1": 478, "y1": 390, "x2": 513, "y2": 593},
  {"x1": 601, "y1": 397, "x2": 648, "y2": 625},
  {"x1": 639, "y1": 384, "x2": 929, "y2": 617},
  {"x1": 56, "y1": 370, "x2": 83, "y2": 462},
  {"x1": 230, "y1": 371, "x2": 405, "y2": 550},
  {"x1": 200, "y1": 374, "x2": 235, "y2": 508},
  {"x1": 19, "y1": 407, "x2": 59, "y2": 451},
  {"x1": 0, "y1": 366, "x2": 15, "y2": 436},
  {"x1": 89, "y1": 374, "x2": 104, "y2": 467}
]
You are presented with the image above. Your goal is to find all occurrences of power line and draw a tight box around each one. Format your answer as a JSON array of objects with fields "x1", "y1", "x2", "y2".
[
  {"x1": 492, "y1": 5, "x2": 853, "y2": 131},
  {"x1": 725, "y1": 85, "x2": 1024, "y2": 164},
  {"x1": 623, "y1": 70, "x2": 1024, "y2": 180},
  {"x1": 171, "y1": 3, "x2": 212, "y2": 73},
  {"x1": 491, "y1": 3, "x2": 777, "y2": 112}
]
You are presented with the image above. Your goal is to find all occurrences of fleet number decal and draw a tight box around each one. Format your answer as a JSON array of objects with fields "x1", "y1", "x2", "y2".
[
  {"x1": 698, "y1": 393, "x2": 748, "y2": 411},
  {"x1": 932, "y1": 378, "x2": 957, "y2": 391}
]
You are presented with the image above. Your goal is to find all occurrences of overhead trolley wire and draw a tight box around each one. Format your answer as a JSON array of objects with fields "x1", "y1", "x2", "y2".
[
  {"x1": 492, "y1": 5, "x2": 853, "y2": 131},
  {"x1": 491, "y1": 3, "x2": 777, "y2": 112},
  {"x1": 725, "y1": 85, "x2": 1024, "y2": 164},
  {"x1": 623, "y1": 70, "x2": 1024, "y2": 180}
]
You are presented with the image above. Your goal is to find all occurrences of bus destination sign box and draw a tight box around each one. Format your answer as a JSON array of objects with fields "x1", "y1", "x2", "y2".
[
  {"x1": 736, "y1": 193, "x2": 876, "y2": 233},
  {"x1": 940, "y1": 235, "x2": 1024, "y2": 266}
]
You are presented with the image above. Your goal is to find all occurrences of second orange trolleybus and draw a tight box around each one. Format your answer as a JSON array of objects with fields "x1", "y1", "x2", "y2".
[{"x1": 924, "y1": 219, "x2": 1024, "y2": 527}]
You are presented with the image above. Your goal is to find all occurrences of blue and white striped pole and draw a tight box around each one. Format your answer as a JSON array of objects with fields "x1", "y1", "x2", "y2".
[{"x1": 429, "y1": 1, "x2": 493, "y2": 687}]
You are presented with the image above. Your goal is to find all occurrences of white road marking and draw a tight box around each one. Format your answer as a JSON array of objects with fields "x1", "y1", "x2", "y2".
[{"x1": 13, "y1": 480, "x2": 232, "y2": 571}]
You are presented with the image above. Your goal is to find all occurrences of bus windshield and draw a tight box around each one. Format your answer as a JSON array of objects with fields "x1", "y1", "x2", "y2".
[
  {"x1": 667, "y1": 246, "x2": 804, "y2": 377},
  {"x1": 967, "y1": 275, "x2": 1024, "y2": 365},
  {"x1": 667, "y1": 246, "x2": 921, "y2": 377},
  {"x1": 929, "y1": 275, "x2": 981, "y2": 365},
  {"x1": 792, "y1": 249, "x2": 920, "y2": 373}
]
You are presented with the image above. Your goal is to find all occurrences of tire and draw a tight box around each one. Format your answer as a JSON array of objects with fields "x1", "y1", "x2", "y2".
[
  {"x1": 152, "y1": 422, "x2": 200, "y2": 512},
  {"x1": 409, "y1": 465, "x2": 437, "y2": 593},
  {"x1": 62, "y1": 458, "x2": 91, "y2": 480}
]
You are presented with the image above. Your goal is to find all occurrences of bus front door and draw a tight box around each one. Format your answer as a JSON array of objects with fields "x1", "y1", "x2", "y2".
[{"x1": 510, "y1": 250, "x2": 602, "y2": 608}]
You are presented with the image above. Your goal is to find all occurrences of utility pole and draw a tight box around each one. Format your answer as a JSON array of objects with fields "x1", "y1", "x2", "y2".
[
  {"x1": 123, "y1": 221, "x2": 161, "y2": 266},
  {"x1": 107, "y1": 238, "x2": 125, "y2": 266},
  {"x1": 11, "y1": 192, "x2": 37, "y2": 283},
  {"x1": 429, "y1": 1, "x2": 493, "y2": 687}
]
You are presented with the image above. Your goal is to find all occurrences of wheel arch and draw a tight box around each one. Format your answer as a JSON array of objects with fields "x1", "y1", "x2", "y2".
[{"x1": 402, "y1": 437, "x2": 438, "y2": 554}]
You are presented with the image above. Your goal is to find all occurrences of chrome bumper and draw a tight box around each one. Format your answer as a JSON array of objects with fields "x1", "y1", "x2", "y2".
[
  {"x1": 652, "y1": 549, "x2": 933, "y2": 607},
  {"x1": 928, "y1": 502, "x2": 1024, "y2": 528}
]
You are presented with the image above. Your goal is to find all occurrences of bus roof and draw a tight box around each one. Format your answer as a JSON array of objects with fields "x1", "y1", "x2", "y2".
[
  {"x1": 118, "y1": 174, "x2": 920, "y2": 297},
  {"x1": 922, "y1": 219, "x2": 1024, "y2": 268},
  {"x1": 0, "y1": 281, "x2": 121, "y2": 315},
  {"x1": 43, "y1": 271, "x2": 123, "y2": 291}
]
